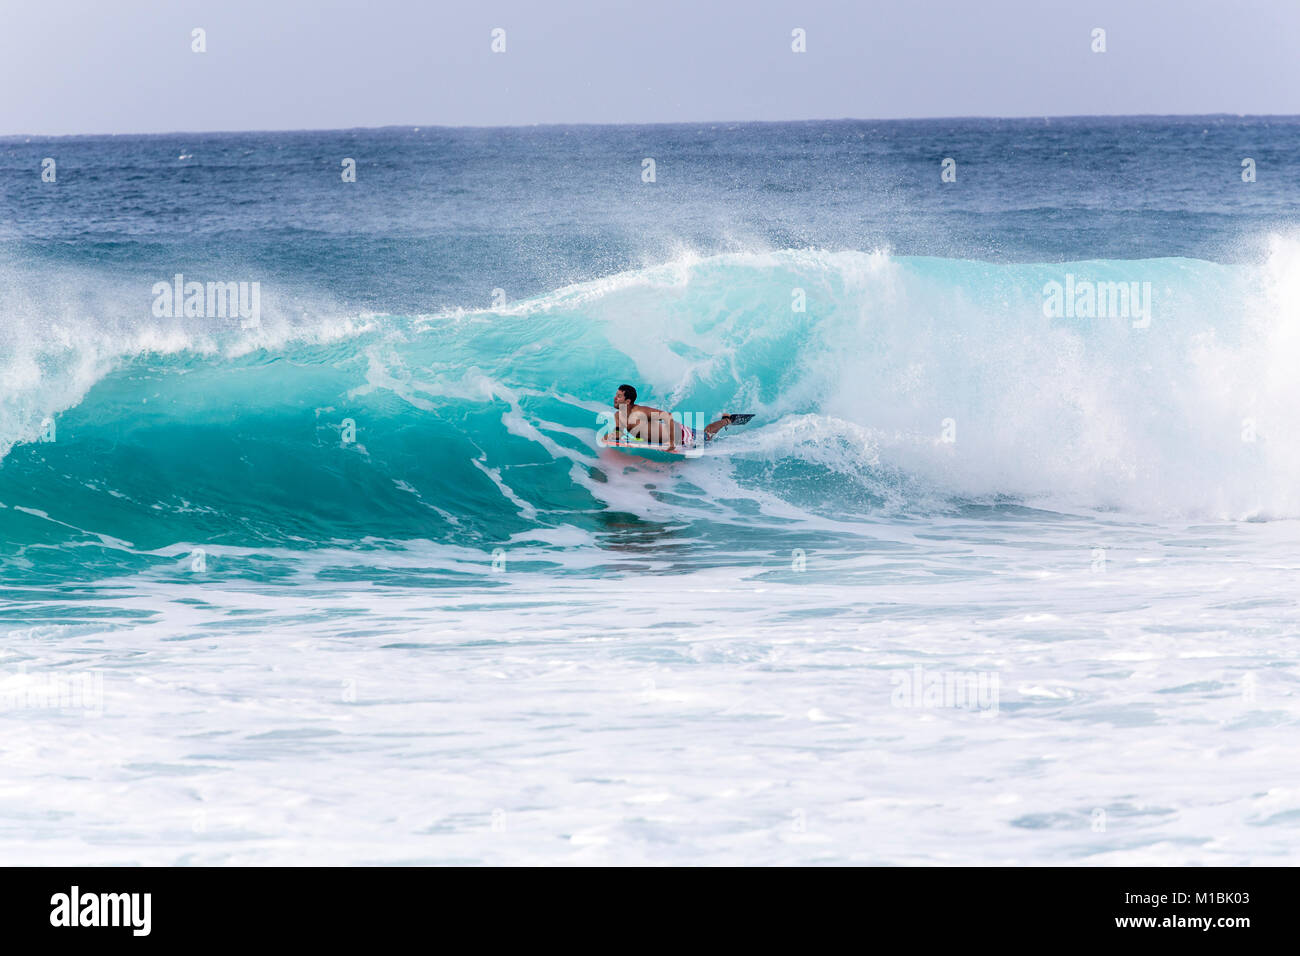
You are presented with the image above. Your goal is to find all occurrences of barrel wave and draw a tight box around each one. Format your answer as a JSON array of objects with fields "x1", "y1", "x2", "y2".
[{"x1": 4, "y1": 240, "x2": 1300, "y2": 581}]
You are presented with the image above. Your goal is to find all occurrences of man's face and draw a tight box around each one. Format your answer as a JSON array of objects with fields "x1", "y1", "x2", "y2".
[{"x1": 614, "y1": 388, "x2": 630, "y2": 409}]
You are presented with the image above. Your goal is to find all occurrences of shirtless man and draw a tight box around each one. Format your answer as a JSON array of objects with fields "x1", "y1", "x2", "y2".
[{"x1": 608, "y1": 384, "x2": 734, "y2": 451}]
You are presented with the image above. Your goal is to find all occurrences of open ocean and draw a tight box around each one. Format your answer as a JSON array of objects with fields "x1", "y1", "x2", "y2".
[{"x1": 2, "y1": 116, "x2": 1300, "y2": 864}]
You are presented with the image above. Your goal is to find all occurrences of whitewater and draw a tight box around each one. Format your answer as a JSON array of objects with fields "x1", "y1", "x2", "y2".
[{"x1": 2, "y1": 118, "x2": 1300, "y2": 865}]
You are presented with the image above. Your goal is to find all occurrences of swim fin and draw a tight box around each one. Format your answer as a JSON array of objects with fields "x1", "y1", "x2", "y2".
[{"x1": 705, "y1": 413, "x2": 755, "y2": 443}]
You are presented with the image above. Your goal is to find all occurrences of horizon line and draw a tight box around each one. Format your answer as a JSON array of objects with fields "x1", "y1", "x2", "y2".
[{"x1": 4, "y1": 111, "x2": 1299, "y2": 140}]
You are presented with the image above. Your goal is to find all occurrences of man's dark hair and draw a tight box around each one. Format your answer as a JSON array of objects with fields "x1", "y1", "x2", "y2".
[{"x1": 618, "y1": 384, "x2": 637, "y2": 404}]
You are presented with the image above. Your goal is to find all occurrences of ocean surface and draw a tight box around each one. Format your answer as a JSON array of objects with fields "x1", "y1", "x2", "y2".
[{"x1": 2, "y1": 117, "x2": 1300, "y2": 864}]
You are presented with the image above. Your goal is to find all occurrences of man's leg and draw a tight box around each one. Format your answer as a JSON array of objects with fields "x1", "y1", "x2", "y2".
[{"x1": 703, "y1": 415, "x2": 733, "y2": 441}]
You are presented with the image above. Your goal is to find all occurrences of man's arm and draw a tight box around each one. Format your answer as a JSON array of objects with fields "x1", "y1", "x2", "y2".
[
  {"x1": 600, "y1": 408, "x2": 624, "y2": 441},
  {"x1": 662, "y1": 412, "x2": 680, "y2": 450},
  {"x1": 625, "y1": 408, "x2": 649, "y2": 442}
]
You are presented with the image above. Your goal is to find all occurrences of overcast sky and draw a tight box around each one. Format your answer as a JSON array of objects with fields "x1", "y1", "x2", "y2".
[{"x1": 3, "y1": 0, "x2": 1298, "y2": 135}]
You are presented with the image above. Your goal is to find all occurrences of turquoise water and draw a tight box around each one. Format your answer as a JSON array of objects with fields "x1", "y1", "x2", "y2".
[{"x1": 2, "y1": 119, "x2": 1300, "y2": 864}]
